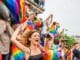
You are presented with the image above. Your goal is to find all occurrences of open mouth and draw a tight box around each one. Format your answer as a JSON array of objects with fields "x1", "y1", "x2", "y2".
[{"x1": 35, "y1": 40, "x2": 39, "y2": 42}]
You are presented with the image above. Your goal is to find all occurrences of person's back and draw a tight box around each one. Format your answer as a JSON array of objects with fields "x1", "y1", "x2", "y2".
[
  {"x1": 0, "y1": 20, "x2": 13, "y2": 60},
  {"x1": 0, "y1": 20, "x2": 10, "y2": 54},
  {"x1": 0, "y1": 33, "x2": 10, "y2": 54}
]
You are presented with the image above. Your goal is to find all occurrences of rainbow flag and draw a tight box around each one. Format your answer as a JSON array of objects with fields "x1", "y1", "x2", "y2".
[
  {"x1": 12, "y1": 45, "x2": 25, "y2": 60},
  {"x1": 11, "y1": 20, "x2": 35, "y2": 60},
  {"x1": 0, "y1": 0, "x2": 28, "y2": 60},
  {"x1": 44, "y1": 45, "x2": 61, "y2": 60},
  {"x1": 49, "y1": 25, "x2": 57, "y2": 37},
  {"x1": 49, "y1": 22, "x2": 60, "y2": 37},
  {"x1": 2, "y1": 0, "x2": 20, "y2": 23},
  {"x1": 52, "y1": 44, "x2": 60, "y2": 60},
  {"x1": 20, "y1": 0, "x2": 26, "y2": 23},
  {"x1": 2, "y1": 0, "x2": 26, "y2": 23},
  {"x1": 44, "y1": 50, "x2": 53, "y2": 60},
  {"x1": 1, "y1": 0, "x2": 26, "y2": 60}
]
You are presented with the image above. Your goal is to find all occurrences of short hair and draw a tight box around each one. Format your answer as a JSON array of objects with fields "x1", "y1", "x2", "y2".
[
  {"x1": 53, "y1": 22, "x2": 57, "y2": 25},
  {"x1": 54, "y1": 38, "x2": 59, "y2": 44},
  {"x1": 45, "y1": 34, "x2": 52, "y2": 39}
]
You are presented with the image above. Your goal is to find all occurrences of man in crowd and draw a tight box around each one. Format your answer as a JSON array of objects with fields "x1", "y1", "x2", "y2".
[{"x1": 0, "y1": 19, "x2": 14, "y2": 60}]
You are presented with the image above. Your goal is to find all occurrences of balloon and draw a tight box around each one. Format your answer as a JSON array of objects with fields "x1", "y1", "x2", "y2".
[
  {"x1": 0, "y1": 20, "x2": 6, "y2": 34},
  {"x1": 0, "y1": 2, "x2": 10, "y2": 21}
]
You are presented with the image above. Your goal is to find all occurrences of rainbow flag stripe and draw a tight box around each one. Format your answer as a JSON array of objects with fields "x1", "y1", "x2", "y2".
[
  {"x1": 12, "y1": 45, "x2": 25, "y2": 60},
  {"x1": 2, "y1": 0, "x2": 26, "y2": 23},
  {"x1": 44, "y1": 50, "x2": 53, "y2": 60}
]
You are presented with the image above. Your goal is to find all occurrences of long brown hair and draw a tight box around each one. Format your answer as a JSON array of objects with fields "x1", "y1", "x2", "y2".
[{"x1": 22, "y1": 30, "x2": 39, "y2": 47}]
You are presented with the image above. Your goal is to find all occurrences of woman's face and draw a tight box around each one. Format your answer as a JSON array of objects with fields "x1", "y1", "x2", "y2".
[
  {"x1": 46, "y1": 38, "x2": 53, "y2": 49},
  {"x1": 30, "y1": 32, "x2": 40, "y2": 45},
  {"x1": 48, "y1": 41, "x2": 53, "y2": 49}
]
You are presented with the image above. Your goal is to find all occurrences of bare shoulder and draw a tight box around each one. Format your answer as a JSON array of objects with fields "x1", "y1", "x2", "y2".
[
  {"x1": 24, "y1": 47, "x2": 30, "y2": 60},
  {"x1": 25, "y1": 47, "x2": 30, "y2": 54}
]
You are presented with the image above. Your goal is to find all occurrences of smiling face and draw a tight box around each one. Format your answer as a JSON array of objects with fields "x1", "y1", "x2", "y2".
[
  {"x1": 44, "y1": 34, "x2": 54, "y2": 49},
  {"x1": 46, "y1": 38, "x2": 53, "y2": 49},
  {"x1": 29, "y1": 31, "x2": 40, "y2": 45}
]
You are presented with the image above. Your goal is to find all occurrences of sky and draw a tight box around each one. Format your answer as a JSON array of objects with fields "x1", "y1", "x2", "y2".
[{"x1": 38, "y1": 0, "x2": 80, "y2": 36}]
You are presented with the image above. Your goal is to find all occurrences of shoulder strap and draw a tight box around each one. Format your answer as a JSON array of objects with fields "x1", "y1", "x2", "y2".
[{"x1": 29, "y1": 47, "x2": 31, "y2": 56}]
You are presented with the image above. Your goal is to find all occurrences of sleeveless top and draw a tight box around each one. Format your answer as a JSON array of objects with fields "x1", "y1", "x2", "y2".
[
  {"x1": 29, "y1": 54, "x2": 43, "y2": 60},
  {"x1": 28, "y1": 48, "x2": 43, "y2": 60}
]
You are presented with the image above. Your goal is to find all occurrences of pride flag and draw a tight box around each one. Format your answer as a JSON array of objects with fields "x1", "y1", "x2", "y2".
[
  {"x1": 0, "y1": 0, "x2": 26, "y2": 60},
  {"x1": 20, "y1": 0, "x2": 27, "y2": 23},
  {"x1": 52, "y1": 44, "x2": 60, "y2": 60},
  {"x1": 49, "y1": 22, "x2": 60, "y2": 37},
  {"x1": 2, "y1": 0, "x2": 20, "y2": 23},
  {"x1": 12, "y1": 45, "x2": 25, "y2": 60},
  {"x1": 0, "y1": 0, "x2": 28, "y2": 60},
  {"x1": 49, "y1": 24, "x2": 57, "y2": 37},
  {"x1": 44, "y1": 50, "x2": 53, "y2": 60},
  {"x1": 2, "y1": 0, "x2": 26, "y2": 23}
]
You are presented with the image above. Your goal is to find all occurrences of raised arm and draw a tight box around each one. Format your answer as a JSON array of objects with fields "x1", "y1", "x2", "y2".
[
  {"x1": 44, "y1": 14, "x2": 53, "y2": 25},
  {"x1": 11, "y1": 25, "x2": 29, "y2": 53},
  {"x1": 6, "y1": 22, "x2": 14, "y2": 37}
]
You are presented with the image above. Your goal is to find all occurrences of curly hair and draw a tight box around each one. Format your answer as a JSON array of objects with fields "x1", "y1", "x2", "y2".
[{"x1": 21, "y1": 30, "x2": 39, "y2": 47}]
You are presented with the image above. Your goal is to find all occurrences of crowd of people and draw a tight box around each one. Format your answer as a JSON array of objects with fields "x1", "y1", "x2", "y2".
[
  {"x1": 0, "y1": 12, "x2": 80, "y2": 60},
  {"x1": 0, "y1": 0, "x2": 80, "y2": 60}
]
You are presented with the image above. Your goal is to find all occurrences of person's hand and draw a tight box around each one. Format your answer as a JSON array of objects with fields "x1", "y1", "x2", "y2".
[
  {"x1": 50, "y1": 14, "x2": 53, "y2": 17},
  {"x1": 21, "y1": 22, "x2": 27, "y2": 31},
  {"x1": 24, "y1": 28, "x2": 30, "y2": 34}
]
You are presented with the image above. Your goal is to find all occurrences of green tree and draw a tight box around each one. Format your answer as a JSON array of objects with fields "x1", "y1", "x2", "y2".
[
  {"x1": 64, "y1": 34, "x2": 76, "y2": 47},
  {"x1": 54, "y1": 34, "x2": 76, "y2": 48}
]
